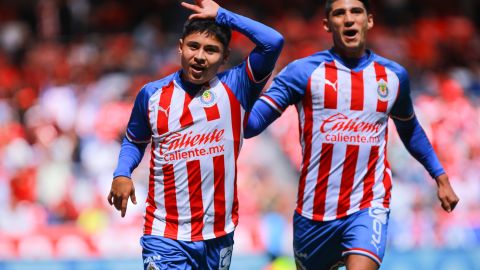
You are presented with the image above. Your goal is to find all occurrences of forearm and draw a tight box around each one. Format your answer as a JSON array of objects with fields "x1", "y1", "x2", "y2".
[
  {"x1": 216, "y1": 8, "x2": 283, "y2": 80},
  {"x1": 113, "y1": 137, "x2": 148, "y2": 178},
  {"x1": 393, "y1": 116, "x2": 445, "y2": 178},
  {"x1": 245, "y1": 99, "x2": 281, "y2": 138}
]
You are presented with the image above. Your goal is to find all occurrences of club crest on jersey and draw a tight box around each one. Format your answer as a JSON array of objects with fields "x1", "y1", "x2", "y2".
[
  {"x1": 200, "y1": 89, "x2": 217, "y2": 107},
  {"x1": 376, "y1": 79, "x2": 389, "y2": 101}
]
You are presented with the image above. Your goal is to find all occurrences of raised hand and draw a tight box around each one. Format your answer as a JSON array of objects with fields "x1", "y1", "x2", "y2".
[
  {"x1": 181, "y1": 0, "x2": 220, "y2": 20},
  {"x1": 108, "y1": 176, "x2": 137, "y2": 217}
]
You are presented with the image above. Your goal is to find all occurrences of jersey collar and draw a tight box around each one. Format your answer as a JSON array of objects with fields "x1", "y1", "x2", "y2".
[
  {"x1": 328, "y1": 49, "x2": 374, "y2": 72},
  {"x1": 174, "y1": 70, "x2": 204, "y2": 96}
]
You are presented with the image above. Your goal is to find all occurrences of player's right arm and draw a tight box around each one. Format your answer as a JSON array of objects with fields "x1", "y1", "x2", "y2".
[
  {"x1": 244, "y1": 59, "x2": 309, "y2": 138},
  {"x1": 108, "y1": 86, "x2": 152, "y2": 217}
]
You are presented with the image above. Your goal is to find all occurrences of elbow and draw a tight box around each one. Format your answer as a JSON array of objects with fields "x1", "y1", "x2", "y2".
[
  {"x1": 244, "y1": 130, "x2": 255, "y2": 139},
  {"x1": 273, "y1": 33, "x2": 285, "y2": 52},
  {"x1": 264, "y1": 32, "x2": 284, "y2": 53},
  {"x1": 244, "y1": 128, "x2": 260, "y2": 139}
]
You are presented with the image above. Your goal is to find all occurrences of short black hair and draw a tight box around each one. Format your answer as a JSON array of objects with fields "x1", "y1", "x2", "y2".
[
  {"x1": 324, "y1": 0, "x2": 371, "y2": 16},
  {"x1": 182, "y1": 19, "x2": 232, "y2": 49}
]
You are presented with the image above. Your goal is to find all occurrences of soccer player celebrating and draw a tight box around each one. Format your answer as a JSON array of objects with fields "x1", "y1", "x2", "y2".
[
  {"x1": 245, "y1": 0, "x2": 459, "y2": 269},
  {"x1": 107, "y1": 0, "x2": 283, "y2": 269}
]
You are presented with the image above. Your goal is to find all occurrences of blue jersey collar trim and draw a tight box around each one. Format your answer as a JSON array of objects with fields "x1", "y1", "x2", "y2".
[
  {"x1": 328, "y1": 49, "x2": 374, "y2": 72},
  {"x1": 174, "y1": 70, "x2": 204, "y2": 96}
]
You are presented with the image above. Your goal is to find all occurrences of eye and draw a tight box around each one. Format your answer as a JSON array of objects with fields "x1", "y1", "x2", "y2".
[
  {"x1": 351, "y1": 7, "x2": 365, "y2": 14},
  {"x1": 331, "y1": 9, "x2": 345, "y2": 17},
  {"x1": 205, "y1": 46, "x2": 220, "y2": 54},
  {"x1": 186, "y1": 42, "x2": 200, "y2": 50}
]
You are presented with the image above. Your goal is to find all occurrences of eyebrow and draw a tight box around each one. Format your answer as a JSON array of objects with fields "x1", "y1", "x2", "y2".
[
  {"x1": 331, "y1": 6, "x2": 366, "y2": 15},
  {"x1": 185, "y1": 41, "x2": 221, "y2": 51}
]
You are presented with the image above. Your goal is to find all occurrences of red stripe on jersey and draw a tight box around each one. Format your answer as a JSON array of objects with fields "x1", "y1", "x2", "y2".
[
  {"x1": 359, "y1": 146, "x2": 379, "y2": 209},
  {"x1": 163, "y1": 164, "x2": 179, "y2": 238},
  {"x1": 336, "y1": 145, "x2": 360, "y2": 218},
  {"x1": 374, "y1": 62, "x2": 388, "y2": 113},
  {"x1": 204, "y1": 104, "x2": 220, "y2": 121},
  {"x1": 144, "y1": 143, "x2": 157, "y2": 235},
  {"x1": 350, "y1": 70, "x2": 364, "y2": 111},
  {"x1": 382, "y1": 168, "x2": 392, "y2": 208},
  {"x1": 187, "y1": 160, "x2": 204, "y2": 241},
  {"x1": 312, "y1": 143, "x2": 334, "y2": 219},
  {"x1": 180, "y1": 93, "x2": 193, "y2": 128},
  {"x1": 213, "y1": 155, "x2": 226, "y2": 237},
  {"x1": 297, "y1": 77, "x2": 313, "y2": 213},
  {"x1": 157, "y1": 82, "x2": 175, "y2": 135},
  {"x1": 382, "y1": 128, "x2": 392, "y2": 207},
  {"x1": 324, "y1": 61, "x2": 338, "y2": 109},
  {"x1": 225, "y1": 82, "x2": 241, "y2": 225}
]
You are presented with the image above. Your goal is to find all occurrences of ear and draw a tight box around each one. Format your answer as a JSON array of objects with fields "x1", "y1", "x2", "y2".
[
  {"x1": 178, "y1": 39, "x2": 183, "y2": 54},
  {"x1": 367, "y1": 14, "x2": 374, "y2": 30},
  {"x1": 222, "y1": 48, "x2": 231, "y2": 65},
  {"x1": 323, "y1": 18, "x2": 331, "y2": 33}
]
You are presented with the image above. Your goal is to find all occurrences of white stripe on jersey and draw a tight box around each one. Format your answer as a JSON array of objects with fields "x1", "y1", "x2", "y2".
[{"x1": 335, "y1": 62, "x2": 352, "y2": 112}]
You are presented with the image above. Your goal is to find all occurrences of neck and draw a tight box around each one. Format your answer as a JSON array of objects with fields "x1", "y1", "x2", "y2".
[
  {"x1": 177, "y1": 70, "x2": 204, "y2": 95},
  {"x1": 333, "y1": 45, "x2": 366, "y2": 59}
]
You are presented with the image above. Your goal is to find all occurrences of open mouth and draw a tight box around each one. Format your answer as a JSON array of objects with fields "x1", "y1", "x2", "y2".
[
  {"x1": 191, "y1": 64, "x2": 206, "y2": 72},
  {"x1": 343, "y1": 29, "x2": 358, "y2": 38}
]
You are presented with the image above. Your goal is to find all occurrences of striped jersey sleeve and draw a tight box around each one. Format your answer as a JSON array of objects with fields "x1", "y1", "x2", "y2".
[
  {"x1": 126, "y1": 74, "x2": 175, "y2": 143},
  {"x1": 261, "y1": 52, "x2": 333, "y2": 113}
]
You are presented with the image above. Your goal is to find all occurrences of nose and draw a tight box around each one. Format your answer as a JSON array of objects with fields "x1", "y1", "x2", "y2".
[
  {"x1": 344, "y1": 11, "x2": 354, "y2": 26},
  {"x1": 194, "y1": 49, "x2": 206, "y2": 63}
]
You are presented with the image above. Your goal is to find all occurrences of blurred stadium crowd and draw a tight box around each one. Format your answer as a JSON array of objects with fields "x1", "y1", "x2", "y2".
[{"x1": 0, "y1": 0, "x2": 479, "y2": 263}]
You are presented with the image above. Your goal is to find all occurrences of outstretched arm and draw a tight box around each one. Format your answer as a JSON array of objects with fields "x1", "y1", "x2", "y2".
[{"x1": 182, "y1": 0, "x2": 284, "y2": 82}]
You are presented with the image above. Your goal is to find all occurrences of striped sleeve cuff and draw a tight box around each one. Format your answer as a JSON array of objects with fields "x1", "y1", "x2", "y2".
[
  {"x1": 245, "y1": 56, "x2": 272, "y2": 84},
  {"x1": 260, "y1": 95, "x2": 284, "y2": 114},
  {"x1": 126, "y1": 132, "x2": 150, "y2": 144}
]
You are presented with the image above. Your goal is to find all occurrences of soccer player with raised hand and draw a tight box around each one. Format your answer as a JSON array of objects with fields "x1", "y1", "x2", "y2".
[
  {"x1": 245, "y1": 0, "x2": 459, "y2": 269},
  {"x1": 108, "y1": 0, "x2": 283, "y2": 269}
]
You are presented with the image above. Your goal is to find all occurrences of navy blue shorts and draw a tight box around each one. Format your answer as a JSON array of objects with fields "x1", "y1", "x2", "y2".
[
  {"x1": 141, "y1": 232, "x2": 234, "y2": 270},
  {"x1": 293, "y1": 207, "x2": 389, "y2": 270}
]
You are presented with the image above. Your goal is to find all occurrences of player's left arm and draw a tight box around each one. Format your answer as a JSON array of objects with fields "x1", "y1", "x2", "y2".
[
  {"x1": 213, "y1": 3, "x2": 283, "y2": 84},
  {"x1": 390, "y1": 69, "x2": 459, "y2": 212},
  {"x1": 182, "y1": 0, "x2": 283, "y2": 82}
]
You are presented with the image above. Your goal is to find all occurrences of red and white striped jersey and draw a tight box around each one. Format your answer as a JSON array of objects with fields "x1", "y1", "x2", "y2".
[
  {"x1": 126, "y1": 66, "x2": 265, "y2": 241},
  {"x1": 261, "y1": 50, "x2": 412, "y2": 221}
]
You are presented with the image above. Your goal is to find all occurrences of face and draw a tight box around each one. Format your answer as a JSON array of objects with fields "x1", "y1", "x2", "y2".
[
  {"x1": 179, "y1": 32, "x2": 229, "y2": 85},
  {"x1": 323, "y1": 0, "x2": 373, "y2": 58}
]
